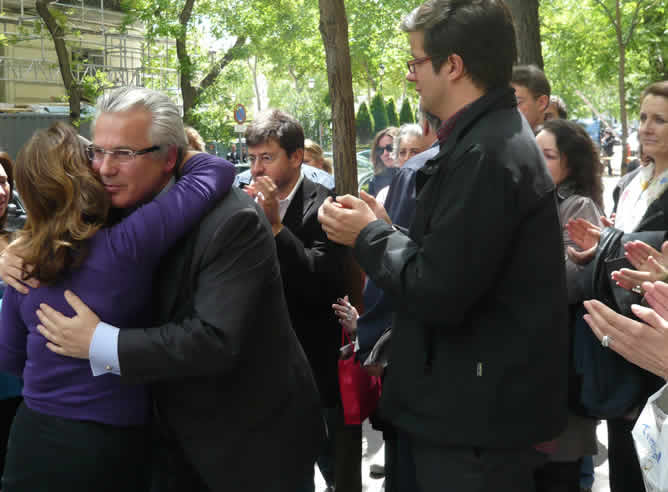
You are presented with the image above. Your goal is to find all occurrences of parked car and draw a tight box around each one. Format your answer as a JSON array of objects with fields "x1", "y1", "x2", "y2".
[{"x1": 6, "y1": 190, "x2": 26, "y2": 233}]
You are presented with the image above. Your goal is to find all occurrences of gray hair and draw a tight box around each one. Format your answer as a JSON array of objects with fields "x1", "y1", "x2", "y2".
[
  {"x1": 94, "y1": 87, "x2": 188, "y2": 163},
  {"x1": 393, "y1": 123, "x2": 423, "y2": 161},
  {"x1": 549, "y1": 95, "x2": 568, "y2": 119}
]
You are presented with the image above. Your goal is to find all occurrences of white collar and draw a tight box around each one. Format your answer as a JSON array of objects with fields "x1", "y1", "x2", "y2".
[{"x1": 279, "y1": 172, "x2": 304, "y2": 221}]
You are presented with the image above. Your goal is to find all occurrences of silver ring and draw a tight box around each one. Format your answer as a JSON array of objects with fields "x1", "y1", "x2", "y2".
[
  {"x1": 601, "y1": 335, "x2": 612, "y2": 348},
  {"x1": 346, "y1": 313, "x2": 353, "y2": 321},
  {"x1": 631, "y1": 285, "x2": 643, "y2": 294}
]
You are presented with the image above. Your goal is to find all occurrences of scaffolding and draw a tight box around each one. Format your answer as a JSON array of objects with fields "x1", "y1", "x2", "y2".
[{"x1": 0, "y1": 0, "x2": 179, "y2": 100}]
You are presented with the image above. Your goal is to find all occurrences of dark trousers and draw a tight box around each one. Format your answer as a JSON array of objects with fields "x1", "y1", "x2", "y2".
[
  {"x1": 608, "y1": 417, "x2": 646, "y2": 492},
  {"x1": 534, "y1": 459, "x2": 583, "y2": 492},
  {"x1": 149, "y1": 420, "x2": 210, "y2": 492},
  {"x1": 385, "y1": 432, "x2": 419, "y2": 492},
  {"x1": 298, "y1": 406, "x2": 338, "y2": 492},
  {"x1": 2, "y1": 402, "x2": 150, "y2": 492},
  {"x1": 408, "y1": 438, "x2": 545, "y2": 492},
  {"x1": 0, "y1": 396, "x2": 21, "y2": 480},
  {"x1": 334, "y1": 421, "x2": 362, "y2": 492}
]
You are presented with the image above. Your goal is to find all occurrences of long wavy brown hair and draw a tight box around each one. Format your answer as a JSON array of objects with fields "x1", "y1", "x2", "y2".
[{"x1": 14, "y1": 122, "x2": 110, "y2": 283}]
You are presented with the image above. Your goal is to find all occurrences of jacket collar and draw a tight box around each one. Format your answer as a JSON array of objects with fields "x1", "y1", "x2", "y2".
[
  {"x1": 282, "y1": 178, "x2": 317, "y2": 230},
  {"x1": 556, "y1": 179, "x2": 579, "y2": 202},
  {"x1": 422, "y1": 87, "x2": 517, "y2": 176}
]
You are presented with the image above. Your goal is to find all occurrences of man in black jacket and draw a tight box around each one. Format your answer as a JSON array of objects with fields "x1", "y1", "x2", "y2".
[
  {"x1": 243, "y1": 110, "x2": 348, "y2": 492},
  {"x1": 318, "y1": 1, "x2": 569, "y2": 491}
]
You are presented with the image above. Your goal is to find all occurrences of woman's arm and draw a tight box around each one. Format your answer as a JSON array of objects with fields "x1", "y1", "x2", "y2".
[
  {"x1": 561, "y1": 196, "x2": 604, "y2": 303},
  {"x1": 107, "y1": 153, "x2": 235, "y2": 266}
]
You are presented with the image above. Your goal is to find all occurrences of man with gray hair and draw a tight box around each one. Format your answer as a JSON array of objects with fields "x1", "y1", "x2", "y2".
[
  {"x1": 10, "y1": 87, "x2": 324, "y2": 491},
  {"x1": 544, "y1": 95, "x2": 568, "y2": 121},
  {"x1": 318, "y1": 1, "x2": 569, "y2": 490}
]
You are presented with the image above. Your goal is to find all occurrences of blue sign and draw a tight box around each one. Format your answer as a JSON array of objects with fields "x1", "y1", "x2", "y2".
[{"x1": 234, "y1": 104, "x2": 246, "y2": 124}]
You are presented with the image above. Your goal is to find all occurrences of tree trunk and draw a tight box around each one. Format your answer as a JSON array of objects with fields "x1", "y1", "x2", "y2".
[
  {"x1": 615, "y1": 0, "x2": 629, "y2": 173},
  {"x1": 319, "y1": 0, "x2": 357, "y2": 196},
  {"x1": 318, "y1": 6, "x2": 363, "y2": 489},
  {"x1": 362, "y1": 60, "x2": 372, "y2": 104},
  {"x1": 177, "y1": 0, "x2": 197, "y2": 124},
  {"x1": 35, "y1": 0, "x2": 81, "y2": 125},
  {"x1": 177, "y1": 0, "x2": 245, "y2": 124},
  {"x1": 505, "y1": 0, "x2": 543, "y2": 68},
  {"x1": 247, "y1": 57, "x2": 262, "y2": 113}
]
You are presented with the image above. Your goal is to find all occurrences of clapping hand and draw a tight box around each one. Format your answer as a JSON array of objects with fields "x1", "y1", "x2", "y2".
[
  {"x1": 611, "y1": 241, "x2": 668, "y2": 291},
  {"x1": 566, "y1": 218, "x2": 601, "y2": 250},
  {"x1": 566, "y1": 217, "x2": 606, "y2": 265}
]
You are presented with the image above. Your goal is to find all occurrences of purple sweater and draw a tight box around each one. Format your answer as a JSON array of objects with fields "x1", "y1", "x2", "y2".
[{"x1": 0, "y1": 153, "x2": 234, "y2": 426}]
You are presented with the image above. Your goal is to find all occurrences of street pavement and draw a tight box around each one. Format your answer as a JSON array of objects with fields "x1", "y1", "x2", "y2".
[{"x1": 313, "y1": 174, "x2": 625, "y2": 492}]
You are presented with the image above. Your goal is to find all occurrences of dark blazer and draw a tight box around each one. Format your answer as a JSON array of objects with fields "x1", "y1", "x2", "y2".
[
  {"x1": 354, "y1": 87, "x2": 569, "y2": 448},
  {"x1": 117, "y1": 187, "x2": 324, "y2": 491},
  {"x1": 275, "y1": 177, "x2": 348, "y2": 407}
]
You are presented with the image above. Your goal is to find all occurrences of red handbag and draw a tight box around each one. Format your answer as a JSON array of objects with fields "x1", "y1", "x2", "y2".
[{"x1": 338, "y1": 329, "x2": 382, "y2": 425}]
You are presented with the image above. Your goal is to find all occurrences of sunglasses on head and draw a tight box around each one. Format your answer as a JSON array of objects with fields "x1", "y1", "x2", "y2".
[{"x1": 377, "y1": 144, "x2": 393, "y2": 154}]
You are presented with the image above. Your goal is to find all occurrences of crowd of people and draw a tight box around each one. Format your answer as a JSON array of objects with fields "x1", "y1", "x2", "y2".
[{"x1": 0, "y1": 0, "x2": 664, "y2": 492}]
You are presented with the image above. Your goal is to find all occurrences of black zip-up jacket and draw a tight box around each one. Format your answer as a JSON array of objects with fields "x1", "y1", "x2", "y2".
[{"x1": 353, "y1": 87, "x2": 569, "y2": 449}]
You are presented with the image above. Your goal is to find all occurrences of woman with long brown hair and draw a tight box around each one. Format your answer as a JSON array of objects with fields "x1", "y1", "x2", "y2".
[
  {"x1": 0, "y1": 122, "x2": 235, "y2": 492},
  {"x1": 533, "y1": 119, "x2": 603, "y2": 492}
]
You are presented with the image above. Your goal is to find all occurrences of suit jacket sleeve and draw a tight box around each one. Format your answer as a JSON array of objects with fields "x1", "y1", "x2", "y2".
[
  {"x1": 117, "y1": 205, "x2": 280, "y2": 383},
  {"x1": 274, "y1": 189, "x2": 347, "y2": 305}
]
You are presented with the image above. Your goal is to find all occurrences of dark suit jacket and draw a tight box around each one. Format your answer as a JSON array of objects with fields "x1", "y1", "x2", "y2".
[
  {"x1": 117, "y1": 187, "x2": 324, "y2": 491},
  {"x1": 275, "y1": 177, "x2": 347, "y2": 407}
]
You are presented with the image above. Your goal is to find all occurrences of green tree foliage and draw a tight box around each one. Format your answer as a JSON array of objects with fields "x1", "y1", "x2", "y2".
[
  {"x1": 370, "y1": 93, "x2": 388, "y2": 134},
  {"x1": 399, "y1": 98, "x2": 414, "y2": 125},
  {"x1": 386, "y1": 98, "x2": 399, "y2": 127},
  {"x1": 541, "y1": 0, "x2": 665, "y2": 122},
  {"x1": 346, "y1": 0, "x2": 422, "y2": 103},
  {"x1": 356, "y1": 102, "x2": 373, "y2": 144}
]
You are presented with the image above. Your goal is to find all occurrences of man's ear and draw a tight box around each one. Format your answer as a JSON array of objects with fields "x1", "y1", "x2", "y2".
[
  {"x1": 537, "y1": 94, "x2": 549, "y2": 113},
  {"x1": 446, "y1": 54, "x2": 466, "y2": 81},
  {"x1": 291, "y1": 148, "x2": 304, "y2": 168},
  {"x1": 164, "y1": 146, "x2": 178, "y2": 174}
]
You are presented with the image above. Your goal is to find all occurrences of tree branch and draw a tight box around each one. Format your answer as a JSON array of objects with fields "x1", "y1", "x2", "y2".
[
  {"x1": 35, "y1": 0, "x2": 80, "y2": 123},
  {"x1": 593, "y1": 0, "x2": 618, "y2": 29},
  {"x1": 622, "y1": 0, "x2": 653, "y2": 46},
  {"x1": 198, "y1": 35, "x2": 247, "y2": 93},
  {"x1": 178, "y1": 0, "x2": 196, "y2": 26}
]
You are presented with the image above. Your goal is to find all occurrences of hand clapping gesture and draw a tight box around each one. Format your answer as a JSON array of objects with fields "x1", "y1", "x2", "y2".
[
  {"x1": 611, "y1": 241, "x2": 668, "y2": 292},
  {"x1": 566, "y1": 217, "x2": 605, "y2": 265}
]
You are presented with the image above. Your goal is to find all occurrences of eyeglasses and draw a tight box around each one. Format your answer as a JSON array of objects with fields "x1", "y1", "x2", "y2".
[
  {"x1": 87, "y1": 145, "x2": 161, "y2": 164},
  {"x1": 248, "y1": 153, "x2": 278, "y2": 165},
  {"x1": 377, "y1": 144, "x2": 393, "y2": 154},
  {"x1": 406, "y1": 56, "x2": 432, "y2": 73}
]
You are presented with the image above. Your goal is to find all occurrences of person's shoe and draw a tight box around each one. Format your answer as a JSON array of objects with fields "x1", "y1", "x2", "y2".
[{"x1": 369, "y1": 464, "x2": 385, "y2": 478}]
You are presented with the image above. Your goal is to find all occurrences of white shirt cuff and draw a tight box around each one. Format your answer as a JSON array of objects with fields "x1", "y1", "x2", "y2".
[{"x1": 89, "y1": 322, "x2": 121, "y2": 376}]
